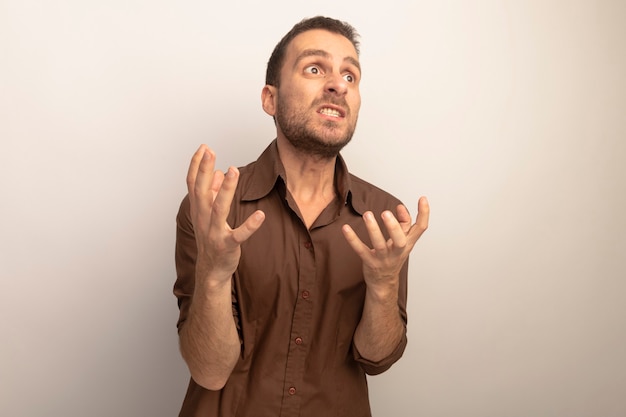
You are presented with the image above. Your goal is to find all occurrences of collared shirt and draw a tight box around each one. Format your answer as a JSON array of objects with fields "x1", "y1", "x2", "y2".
[{"x1": 174, "y1": 140, "x2": 409, "y2": 417}]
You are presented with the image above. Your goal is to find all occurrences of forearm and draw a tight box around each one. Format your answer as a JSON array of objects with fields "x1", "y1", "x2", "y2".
[
  {"x1": 353, "y1": 280, "x2": 405, "y2": 362},
  {"x1": 345, "y1": 200, "x2": 427, "y2": 364},
  {"x1": 179, "y1": 273, "x2": 240, "y2": 391},
  {"x1": 177, "y1": 148, "x2": 266, "y2": 390}
]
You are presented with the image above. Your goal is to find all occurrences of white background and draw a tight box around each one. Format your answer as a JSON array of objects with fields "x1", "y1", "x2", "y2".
[{"x1": 1, "y1": 1, "x2": 625, "y2": 416}]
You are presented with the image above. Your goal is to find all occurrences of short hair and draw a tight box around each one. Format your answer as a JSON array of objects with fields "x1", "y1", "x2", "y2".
[{"x1": 265, "y1": 16, "x2": 360, "y2": 87}]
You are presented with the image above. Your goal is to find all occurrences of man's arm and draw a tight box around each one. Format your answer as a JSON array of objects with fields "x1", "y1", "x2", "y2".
[
  {"x1": 343, "y1": 197, "x2": 429, "y2": 362},
  {"x1": 178, "y1": 145, "x2": 265, "y2": 390},
  {"x1": 352, "y1": 271, "x2": 405, "y2": 363},
  {"x1": 178, "y1": 273, "x2": 240, "y2": 391}
]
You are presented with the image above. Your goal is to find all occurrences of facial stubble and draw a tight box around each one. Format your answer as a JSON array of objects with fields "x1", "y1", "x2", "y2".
[{"x1": 275, "y1": 93, "x2": 358, "y2": 159}]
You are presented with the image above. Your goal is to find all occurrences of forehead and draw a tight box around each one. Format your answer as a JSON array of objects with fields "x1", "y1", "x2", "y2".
[{"x1": 285, "y1": 29, "x2": 359, "y2": 65}]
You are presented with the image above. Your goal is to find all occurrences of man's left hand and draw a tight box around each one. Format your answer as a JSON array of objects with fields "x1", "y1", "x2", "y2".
[{"x1": 342, "y1": 196, "x2": 430, "y2": 295}]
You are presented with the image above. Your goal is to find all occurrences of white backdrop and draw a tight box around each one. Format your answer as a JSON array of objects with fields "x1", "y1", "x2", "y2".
[{"x1": 1, "y1": 1, "x2": 625, "y2": 416}]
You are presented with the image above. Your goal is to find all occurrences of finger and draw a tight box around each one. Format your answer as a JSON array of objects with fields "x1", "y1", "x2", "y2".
[
  {"x1": 408, "y1": 196, "x2": 430, "y2": 243},
  {"x1": 191, "y1": 149, "x2": 221, "y2": 225},
  {"x1": 194, "y1": 148, "x2": 217, "y2": 195},
  {"x1": 186, "y1": 145, "x2": 205, "y2": 192},
  {"x1": 363, "y1": 211, "x2": 388, "y2": 252},
  {"x1": 395, "y1": 204, "x2": 412, "y2": 234},
  {"x1": 341, "y1": 224, "x2": 372, "y2": 259},
  {"x1": 381, "y1": 210, "x2": 408, "y2": 248},
  {"x1": 209, "y1": 166, "x2": 240, "y2": 228},
  {"x1": 210, "y1": 170, "x2": 225, "y2": 203},
  {"x1": 186, "y1": 145, "x2": 211, "y2": 194},
  {"x1": 231, "y1": 210, "x2": 266, "y2": 244}
]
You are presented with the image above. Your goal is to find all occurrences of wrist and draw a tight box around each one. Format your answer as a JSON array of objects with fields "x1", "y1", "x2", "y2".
[
  {"x1": 365, "y1": 278, "x2": 399, "y2": 304},
  {"x1": 195, "y1": 265, "x2": 233, "y2": 293}
]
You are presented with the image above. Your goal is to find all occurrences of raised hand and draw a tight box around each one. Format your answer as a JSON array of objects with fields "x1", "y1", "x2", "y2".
[
  {"x1": 186, "y1": 145, "x2": 265, "y2": 283},
  {"x1": 342, "y1": 197, "x2": 429, "y2": 293}
]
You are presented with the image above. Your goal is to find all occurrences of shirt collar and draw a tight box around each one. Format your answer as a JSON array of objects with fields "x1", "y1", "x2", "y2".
[{"x1": 240, "y1": 139, "x2": 364, "y2": 216}]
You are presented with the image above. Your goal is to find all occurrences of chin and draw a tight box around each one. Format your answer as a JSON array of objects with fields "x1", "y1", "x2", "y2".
[{"x1": 291, "y1": 134, "x2": 353, "y2": 159}]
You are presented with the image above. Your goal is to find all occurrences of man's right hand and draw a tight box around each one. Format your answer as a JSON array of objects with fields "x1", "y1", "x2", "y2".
[{"x1": 186, "y1": 145, "x2": 266, "y2": 284}]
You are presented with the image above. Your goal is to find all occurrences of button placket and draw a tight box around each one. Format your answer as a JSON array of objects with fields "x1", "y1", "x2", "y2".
[{"x1": 281, "y1": 231, "x2": 315, "y2": 415}]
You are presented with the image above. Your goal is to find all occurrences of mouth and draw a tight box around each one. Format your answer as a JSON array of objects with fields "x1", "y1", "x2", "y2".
[{"x1": 317, "y1": 105, "x2": 345, "y2": 119}]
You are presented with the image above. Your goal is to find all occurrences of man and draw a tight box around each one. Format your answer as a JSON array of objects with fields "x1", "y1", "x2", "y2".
[{"x1": 174, "y1": 16, "x2": 429, "y2": 417}]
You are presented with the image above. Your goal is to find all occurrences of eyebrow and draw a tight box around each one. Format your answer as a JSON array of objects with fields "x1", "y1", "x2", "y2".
[{"x1": 294, "y1": 49, "x2": 362, "y2": 74}]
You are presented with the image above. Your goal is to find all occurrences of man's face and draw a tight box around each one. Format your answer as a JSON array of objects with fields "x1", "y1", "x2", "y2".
[{"x1": 272, "y1": 29, "x2": 362, "y2": 158}]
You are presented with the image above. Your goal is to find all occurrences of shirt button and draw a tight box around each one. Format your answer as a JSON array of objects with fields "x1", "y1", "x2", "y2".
[
  {"x1": 288, "y1": 387, "x2": 296, "y2": 395},
  {"x1": 303, "y1": 241, "x2": 312, "y2": 250},
  {"x1": 295, "y1": 337, "x2": 303, "y2": 345},
  {"x1": 302, "y1": 290, "x2": 310, "y2": 299}
]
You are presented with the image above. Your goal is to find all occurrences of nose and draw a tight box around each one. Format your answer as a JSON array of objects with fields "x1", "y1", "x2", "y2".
[{"x1": 325, "y1": 72, "x2": 348, "y2": 96}]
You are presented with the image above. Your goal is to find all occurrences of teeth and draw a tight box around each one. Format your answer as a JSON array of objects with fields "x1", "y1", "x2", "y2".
[{"x1": 319, "y1": 108, "x2": 341, "y2": 117}]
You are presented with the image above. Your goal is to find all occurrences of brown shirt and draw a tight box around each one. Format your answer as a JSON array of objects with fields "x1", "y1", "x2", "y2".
[{"x1": 174, "y1": 140, "x2": 409, "y2": 417}]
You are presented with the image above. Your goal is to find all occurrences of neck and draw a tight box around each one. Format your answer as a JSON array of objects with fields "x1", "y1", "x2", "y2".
[{"x1": 276, "y1": 136, "x2": 337, "y2": 206}]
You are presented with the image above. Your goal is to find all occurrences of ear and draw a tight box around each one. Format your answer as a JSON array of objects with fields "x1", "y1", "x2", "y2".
[{"x1": 261, "y1": 85, "x2": 277, "y2": 117}]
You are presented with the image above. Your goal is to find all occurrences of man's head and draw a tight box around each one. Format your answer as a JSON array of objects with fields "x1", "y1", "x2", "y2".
[
  {"x1": 265, "y1": 16, "x2": 360, "y2": 88},
  {"x1": 262, "y1": 17, "x2": 362, "y2": 159}
]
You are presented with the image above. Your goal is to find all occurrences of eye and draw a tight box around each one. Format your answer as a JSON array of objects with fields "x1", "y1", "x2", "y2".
[
  {"x1": 343, "y1": 73, "x2": 355, "y2": 83},
  {"x1": 304, "y1": 65, "x2": 322, "y2": 75}
]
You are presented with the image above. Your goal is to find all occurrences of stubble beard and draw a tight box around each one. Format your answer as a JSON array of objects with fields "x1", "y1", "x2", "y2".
[{"x1": 275, "y1": 94, "x2": 357, "y2": 159}]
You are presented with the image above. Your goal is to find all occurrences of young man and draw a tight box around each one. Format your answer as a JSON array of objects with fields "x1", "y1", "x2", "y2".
[{"x1": 174, "y1": 16, "x2": 429, "y2": 417}]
